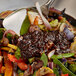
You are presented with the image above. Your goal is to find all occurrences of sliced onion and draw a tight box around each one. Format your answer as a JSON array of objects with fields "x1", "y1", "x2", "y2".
[
  {"x1": 35, "y1": 2, "x2": 51, "y2": 30},
  {"x1": 13, "y1": 63, "x2": 17, "y2": 76},
  {"x1": 0, "y1": 56, "x2": 3, "y2": 62},
  {"x1": 64, "y1": 27, "x2": 74, "y2": 40},
  {"x1": 48, "y1": 50, "x2": 55, "y2": 59},
  {"x1": 62, "y1": 58, "x2": 67, "y2": 64},
  {"x1": 18, "y1": 36, "x2": 23, "y2": 41},
  {"x1": 48, "y1": 62, "x2": 53, "y2": 69}
]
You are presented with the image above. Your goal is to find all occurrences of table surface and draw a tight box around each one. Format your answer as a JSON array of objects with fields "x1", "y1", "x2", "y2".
[{"x1": 0, "y1": 0, "x2": 76, "y2": 18}]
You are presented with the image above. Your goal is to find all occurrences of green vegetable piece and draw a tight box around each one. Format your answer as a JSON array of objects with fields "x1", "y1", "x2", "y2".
[
  {"x1": 6, "y1": 33, "x2": 13, "y2": 38},
  {"x1": 15, "y1": 47, "x2": 21, "y2": 59},
  {"x1": 64, "y1": 62, "x2": 68, "y2": 68},
  {"x1": 18, "y1": 73, "x2": 24, "y2": 76},
  {"x1": 40, "y1": 53, "x2": 48, "y2": 66},
  {"x1": 18, "y1": 69, "x2": 23, "y2": 74},
  {"x1": 29, "y1": 57, "x2": 35, "y2": 63},
  {"x1": 20, "y1": 15, "x2": 30, "y2": 35},
  {"x1": 0, "y1": 30, "x2": 3, "y2": 39},
  {"x1": 60, "y1": 17, "x2": 66, "y2": 23},
  {"x1": 6, "y1": 33, "x2": 13, "y2": 43},
  {"x1": 69, "y1": 63, "x2": 76, "y2": 74},
  {"x1": 50, "y1": 19, "x2": 58, "y2": 27},
  {"x1": 51, "y1": 53, "x2": 75, "y2": 59},
  {"x1": 53, "y1": 58, "x2": 76, "y2": 76},
  {"x1": 38, "y1": 24, "x2": 45, "y2": 30},
  {"x1": 0, "y1": 74, "x2": 2, "y2": 76},
  {"x1": 33, "y1": 71, "x2": 37, "y2": 76},
  {"x1": 53, "y1": 68, "x2": 59, "y2": 76},
  {"x1": 0, "y1": 28, "x2": 5, "y2": 39},
  {"x1": 0, "y1": 28, "x2": 6, "y2": 30}
]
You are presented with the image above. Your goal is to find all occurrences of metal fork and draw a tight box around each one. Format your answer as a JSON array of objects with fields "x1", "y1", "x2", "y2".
[{"x1": 41, "y1": 0, "x2": 55, "y2": 16}]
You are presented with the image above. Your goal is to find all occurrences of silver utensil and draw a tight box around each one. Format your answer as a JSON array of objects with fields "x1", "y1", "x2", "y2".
[{"x1": 41, "y1": 0, "x2": 55, "y2": 16}]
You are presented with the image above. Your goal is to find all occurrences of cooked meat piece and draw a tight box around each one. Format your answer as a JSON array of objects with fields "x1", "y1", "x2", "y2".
[
  {"x1": 18, "y1": 30, "x2": 70, "y2": 59},
  {"x1": 31, "y1": 60, "x2": 43, "y2": 71}
]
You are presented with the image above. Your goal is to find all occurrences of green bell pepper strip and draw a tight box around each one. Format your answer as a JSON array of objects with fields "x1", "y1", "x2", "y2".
[
  {"x1": 53, "y1": 58, "x2": 76, "y2": 76},
  {"x1": 51, "y1": 53, "x2": 75, "y2": 59}
]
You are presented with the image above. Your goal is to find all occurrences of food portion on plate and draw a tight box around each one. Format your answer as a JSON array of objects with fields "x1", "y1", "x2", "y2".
[{"x1": 0, "y1": 2, "x2": 76, "y2": 76}]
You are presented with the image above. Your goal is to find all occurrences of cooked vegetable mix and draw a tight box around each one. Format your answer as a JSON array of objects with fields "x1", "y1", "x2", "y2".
[{"x1": 0, "y1": 2, "x2": 76, "y2": 76}]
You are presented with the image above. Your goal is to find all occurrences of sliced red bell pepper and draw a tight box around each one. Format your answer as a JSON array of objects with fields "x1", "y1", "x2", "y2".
[
  {"x1": 17, "y1": 62, "x2": 28, "y2": 70},
  {"x1": 0, "y1": 63, "x2": 2, "y2": 73},
  {"x1": 8, "y1": 54, "x2": 23, "y2": 63},
  {"x1": 61, "y1": 74, "x2": 69, "y2": 76},
  {"x1": 0, "y1": 50, "x2": 1, "y2": 55},
  {"x1": 45, "y1": 73, "x2": 56, "y2": 76},
  {"x1": 3, "y1": 52, "x2": 13, "y2": 76}
]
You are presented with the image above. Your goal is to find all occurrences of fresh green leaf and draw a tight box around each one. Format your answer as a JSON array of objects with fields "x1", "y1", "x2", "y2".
[
  {"x1": 20, "y1": 15, "x2": 30, "y2": 35},
  {"x1": 53, "y1": 58, "x2": 76, "y2": 76},
  {"x1": 15, "y1": 47, "x2": 21, "y2": 59},
  {"x1": 51, "y1": 53, "x2": 75, "y2": 59},
  {"x1": 53, "y1": 68, "x2": 59, "y2": 76},
  {"x1": 40, "y1": 53, "x2": 48, "y2": 66}
]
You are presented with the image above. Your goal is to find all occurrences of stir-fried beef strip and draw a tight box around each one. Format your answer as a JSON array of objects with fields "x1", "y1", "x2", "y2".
[{"x1": 18, "y1": 28, "x2": 70, "y2": 59}]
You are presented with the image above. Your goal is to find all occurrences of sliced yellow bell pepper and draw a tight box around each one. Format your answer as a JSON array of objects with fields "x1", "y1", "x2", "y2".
[{"x1": 8, "y1": 44, "x2": 17, "y2": 50}]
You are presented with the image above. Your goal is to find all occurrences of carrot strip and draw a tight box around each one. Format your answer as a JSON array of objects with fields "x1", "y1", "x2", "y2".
[
  {"x1": 33, "y1": 16, "x2": 38, "y2": 25},
  {"x1": 1, "y1": 47, "x2": 10, "y2": 51},
  {"x1": 3, "y1": 52, "x2": 13, "y2": 76}
]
